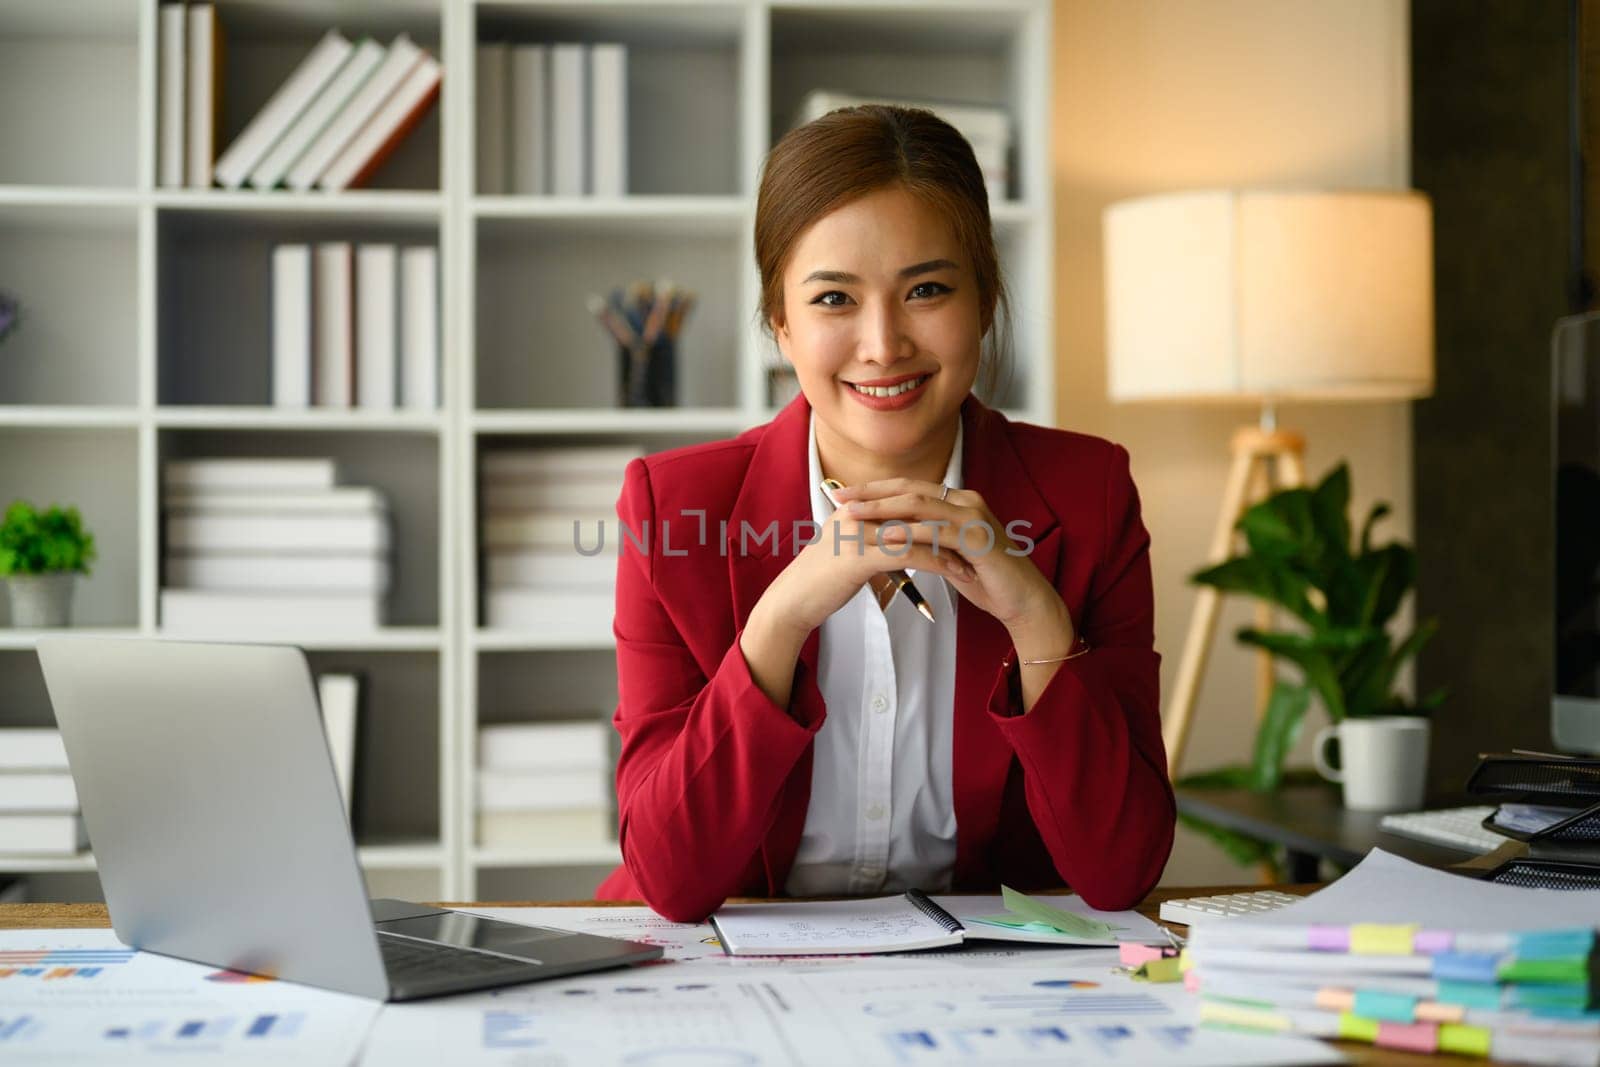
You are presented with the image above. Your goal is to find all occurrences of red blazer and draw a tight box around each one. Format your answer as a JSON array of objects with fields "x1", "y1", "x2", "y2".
[{"x1": 595, "y1": 393, "x2": 1174, "y2": 922}]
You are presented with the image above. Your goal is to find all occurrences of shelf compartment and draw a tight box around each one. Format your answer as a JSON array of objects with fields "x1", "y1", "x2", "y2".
[
  {"x1": 204, "y1": 1, "x2": 442, "y2": 194},
  {"x1": 476, "y1": 215, "x2": 743, "y2": 409},
  {"x1": 0, "y1": 428, "x2": 141, "y2": 628},
  {"x1": 0, "y1": 204, "x2": 139, "y2": 407},
  {"x1": 158, "y1": 429, "x2": 442, "y2": 628},
  {"x1": 475, "y1": 3, "x2": 745, "y2": 197},
  {"x1": 156, "y1": 210, "x2": 439, "y2": 407},
  {"x1": 0, "y1": 5, "x2": 139, "y2": 188}
]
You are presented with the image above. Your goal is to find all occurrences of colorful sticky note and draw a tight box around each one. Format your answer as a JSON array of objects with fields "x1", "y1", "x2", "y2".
[
  {"x1": 998, "y1": 885, "x2": 1118, "y2": 940},
  {"x1": 1349, "y1": 923, "x2": 1417, "y2": 956}
]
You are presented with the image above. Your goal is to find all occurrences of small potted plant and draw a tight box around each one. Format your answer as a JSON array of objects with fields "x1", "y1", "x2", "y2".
[
  {"x1": 0, "y1": 501, "x2": 96, "y2": 628},
  {"x1": 1179, "y1": 464, "x2": 1445, "y2": 864}
]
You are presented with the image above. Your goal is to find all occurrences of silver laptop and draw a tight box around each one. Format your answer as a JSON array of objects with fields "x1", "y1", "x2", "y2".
[{"x1": 35, "y1": 635, "x2": 661, "y2": 1001}]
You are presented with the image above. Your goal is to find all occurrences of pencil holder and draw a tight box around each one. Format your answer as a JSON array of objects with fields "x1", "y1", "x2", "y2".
[{"x1": 617, "y1": 337, "x2": 677, "y2": 407}]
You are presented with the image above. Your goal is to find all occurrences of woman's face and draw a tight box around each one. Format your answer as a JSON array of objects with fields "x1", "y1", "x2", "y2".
[{"x1": 772, "y1": 185, "x2": 983, "y2": 462}]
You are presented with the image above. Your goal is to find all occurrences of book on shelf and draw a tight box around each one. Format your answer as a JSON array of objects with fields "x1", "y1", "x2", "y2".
[
  {"x1": 287, "y1": 34, "x2": 424, "y2": 192},
  {"x1": 355, "y1": 244, "x2": 398, "y2": 410},
  {"x1": 481, "y1": 480, "x2": 624, "y2": 513},
  {"x1": 316, "y1": 673, "x2": 360, "y2": 823},
  {"x1": 479, "y1": 721, "x2": 609, "y2": 772},
  {"x1": 549, "y1": 43, "x2": 587, "y2": 196},
  {"x1": 164, "y1": 486, "x2": 385, "y2": 515},
  {"x1": 0, "y1": 773, "x2": 78, "y2": 814},
  {"x1": 476, "y1": 43, "x2": 510, "y2": 195},
  {"x1": 250, "y1": 37, "x2": 386, "y2": 191},
  {"x1": 486, "y1": 550, "x2": 614, "y2": 588},
  {"x1": 508, "y1": 44, "x2": 548, "y2": 196},
  {"x1": 158, "y1": 4, "x2": 187, "y2": 188},
  {"x1": 485, "y1": 588, "x2": 613, "y2": 634},
  {"x1": 477, "y1": 769, "x2": 611, "y2": 812},
  {"x1": 0, "y1": 730, "x2": 69, "y2": 771},
  {"x1": 399, "y1": 246, "x2": 440, "y2": 411},
  {"x1": 476, "y1": 809, "x2": 613, "y2": 850},
  {"x1": 164, "y1": 457, "x2": 338, "y2": 493},
  {"x1": 313, "y1": 242, "x2": 355, "y2": 407},
  {"x1": 165, "y1": 512, "x2": 391, "y2": 553},
  {"x1": 589, "y1": 43, "x2": 626, "y2": 197},
  {"x1": 480, "y1": 445, "x2": 642, "y2": 481},
  {"x1": 483, "y1": 512, "x2": 614, "y2": 550},
  {"x1": 796, "y1": 89, "x2": 1011, "y2": 203},
  {"x1": 165, "y1": 554, "x2": 389, "y2": 593},
  {"x1": 160, "y1": 590, "x2": 383, "y2": 632},
  {"x1": 213, "y1": 29, "x2": 352, "y2": 190},
  {"x1": 272, "y1": 244, "x2": 312, "y2": 407},
  {"x1": 185, "y1": 3, "x2": 222, "y2": 189},
  {"x1": 0, "y1": 815, "x2": 86, "y2": 856},
  {"x1": 318, "y1": 53, "x2": 441, "y2": 192}
]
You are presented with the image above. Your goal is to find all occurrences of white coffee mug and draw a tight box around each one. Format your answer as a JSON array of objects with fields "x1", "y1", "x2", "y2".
[{"x1": 1312, "y1": 716, "x2": 1431, "y2": 811}]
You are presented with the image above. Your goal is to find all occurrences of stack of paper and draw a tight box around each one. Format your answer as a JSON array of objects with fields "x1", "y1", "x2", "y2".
[
  {"x1": 476, "y1": 41, "x2": 627, "y2": 196},
  {"x1": 475, "y1": 721, "x2": 614, "y2": 849},
  {"x1": 479, "y1": 445, "x2": 641, "y2": 638},
  {"x1": 272, "y1": 242, "x2": 438, "y2": 410},
  {"x1": 1183, "y1": 851, "x2": 1600, "y2": 1066},
  {"x1": 0, "y1": 729, "x2": 83, "y2": 856},
  {"x1": 160, "y1": 458, "x2": 391, "y2": 633}
]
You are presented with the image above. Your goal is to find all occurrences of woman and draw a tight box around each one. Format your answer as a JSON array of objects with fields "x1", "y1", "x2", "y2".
[{"x1": 595, "y1": 105, "x2": 1174, "y2": 922}]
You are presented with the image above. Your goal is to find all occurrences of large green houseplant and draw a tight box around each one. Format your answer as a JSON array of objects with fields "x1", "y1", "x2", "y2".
[
  {"x1": 1178, "y1": 463, "x2": 1443, "y2": 867},
  {"x1": 0, "y1": 500, "x2": 96, "y2": 627}
]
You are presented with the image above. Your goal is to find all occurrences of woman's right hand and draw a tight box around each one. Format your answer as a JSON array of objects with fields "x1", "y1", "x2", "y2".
[{"x1": 754, "y1": 505, "x2": 976, "y2": 643}]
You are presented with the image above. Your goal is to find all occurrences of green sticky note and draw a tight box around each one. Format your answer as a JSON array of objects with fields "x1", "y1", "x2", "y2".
[{"x1": 999, "y1": 885, "x2": 1119, "y2": 940}]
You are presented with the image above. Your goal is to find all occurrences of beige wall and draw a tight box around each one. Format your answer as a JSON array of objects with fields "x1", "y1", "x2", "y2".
[{"x1": 1051, "y1": 0, "x2": 1415, "y2": 884}]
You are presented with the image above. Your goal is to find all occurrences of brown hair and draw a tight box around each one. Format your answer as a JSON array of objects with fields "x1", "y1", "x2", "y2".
[{"x1": 754, "y1": 104, "x2": 1013, "y2": 404}]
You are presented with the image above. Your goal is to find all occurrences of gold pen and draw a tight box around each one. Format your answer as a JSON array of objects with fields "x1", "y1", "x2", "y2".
[{"x1": 820, "y1": 477, "x2": 936, "y2": 623}]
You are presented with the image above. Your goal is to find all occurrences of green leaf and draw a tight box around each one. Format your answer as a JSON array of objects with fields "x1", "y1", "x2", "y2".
[
  {"x1": 1176, "y1": 765, "x2": 1255, "y2": 790},
  {"x1": 1359, "y1": 501, "x2": 1392, "y2": 554},
  {"x1": 1236, "y1": 628, "x2": 1351, "y2": 721},
  {"x1": 1310, "y1": 463, "x2": 1353, "y2": 563},
  {"x1": 1250, "y1": 682, "x2": 1313, "y2": 791},
  {"x1": 1192, "y1": 558, "x2": 1319, "y2": 625},
  {"x1": 998, "y1": 885, "x2": 1119, "y2": 940}
]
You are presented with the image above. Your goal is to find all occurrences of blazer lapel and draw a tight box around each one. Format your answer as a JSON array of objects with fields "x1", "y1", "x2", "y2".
[
  {"x1": 726, "y1": 393, "x2": 821, "y2": 893},
  {"x1": 951, "y1": 396, "x2": 1061, "y2": 886}
]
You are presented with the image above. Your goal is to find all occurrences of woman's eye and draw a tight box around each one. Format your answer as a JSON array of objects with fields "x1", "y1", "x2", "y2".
[
  {"x1": 910, "y1": 282, "x2": 951, "y2": 299},
  {"x1": 813, "y1": 291, "x2": 850, "y2": 307}
]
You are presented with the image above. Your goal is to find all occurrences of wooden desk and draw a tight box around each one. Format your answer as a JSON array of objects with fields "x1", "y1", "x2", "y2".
[{"x1": 0, "y1": 885, "x2": 1479, "y2": 1066}]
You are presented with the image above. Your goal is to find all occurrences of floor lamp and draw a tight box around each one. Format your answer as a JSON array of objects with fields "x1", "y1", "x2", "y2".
[{"x1": 1102, "y1": 189, "x2": 1435, "y2": 779}]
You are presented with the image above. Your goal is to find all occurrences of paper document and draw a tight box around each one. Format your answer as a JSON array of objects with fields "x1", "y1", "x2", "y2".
[
  {"x1": 1247, "y1": 848, "x2": 1600, "y2": 930},
  {"x1": 0, "y1": 929, "x2": 380, "y2": 1065}
]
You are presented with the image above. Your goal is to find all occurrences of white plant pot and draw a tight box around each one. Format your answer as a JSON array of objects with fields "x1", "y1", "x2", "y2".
[{"x1": 6, "y1": 573, "x2": 76, "y2": 628}]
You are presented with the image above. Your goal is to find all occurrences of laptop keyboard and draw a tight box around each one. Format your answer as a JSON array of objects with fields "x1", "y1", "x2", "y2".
[{"x1": 377, "y1": 933, "x2": 540, "y2": 980}]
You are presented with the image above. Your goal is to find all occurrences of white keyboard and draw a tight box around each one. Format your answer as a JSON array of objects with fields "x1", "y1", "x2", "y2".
[
  {"x1": 1158, "y1": 889, "x2": 1301, "y2": 927},
  {"x1": 1378, "y1": 806, "x2": 1504, "y2": 854}
]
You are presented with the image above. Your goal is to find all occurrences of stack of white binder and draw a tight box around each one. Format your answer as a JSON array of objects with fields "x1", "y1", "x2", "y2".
[
  {"x1": 0, "y1": 730, "x2": 83, "y2": 856},
  {"x1": 160, "y1": 458, "x2": 391, "y2": 633},
  {"x1": 476, "y1": 721, "x2": 614, "y2": 850},
  {"x1": 480, "y1": 445, "x2": 641, "y2": 639}
]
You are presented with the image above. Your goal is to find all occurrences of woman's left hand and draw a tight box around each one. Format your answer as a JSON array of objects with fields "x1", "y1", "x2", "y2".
[{"x1": 831, "y1": 478, "x2": 1073, "y2": 640}]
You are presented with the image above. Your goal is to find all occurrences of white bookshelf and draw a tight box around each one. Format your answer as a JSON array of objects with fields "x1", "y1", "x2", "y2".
[{"x1": 0, "y1": 0, "x2": 1053, "y2": 901}]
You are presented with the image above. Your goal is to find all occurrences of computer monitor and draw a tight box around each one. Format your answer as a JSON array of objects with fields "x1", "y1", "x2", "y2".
[{"x1": 1551, "y1": 312, "x2": 1600, "y2": 754}]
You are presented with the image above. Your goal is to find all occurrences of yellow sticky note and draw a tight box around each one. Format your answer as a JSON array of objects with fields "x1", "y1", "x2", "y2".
[
  {"x1": 1438, "y1": 1023, "x2": 1492, "y2": 1058},
  {"x1": 1349, "y1": 923, "x2": 1417, "y2": 956},
  {"x1": 1135, "y1": 957, "x2": 1183, "y2": 983},
  {"x1": 1337, "y1": 1012, "x2": 1381, "y2": 1043}
]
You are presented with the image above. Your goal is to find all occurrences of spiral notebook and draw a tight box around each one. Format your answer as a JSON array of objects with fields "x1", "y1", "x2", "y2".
[{"x1": 708, "y1": 889, "x2": 1161, "y2": 956}]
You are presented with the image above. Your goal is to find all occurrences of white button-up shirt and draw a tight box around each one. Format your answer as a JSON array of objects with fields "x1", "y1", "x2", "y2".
[{"x1": 784, "y1": 413, "x2": 962, "y2": 896}]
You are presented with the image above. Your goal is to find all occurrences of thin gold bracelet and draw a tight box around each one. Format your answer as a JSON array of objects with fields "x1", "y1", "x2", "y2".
[{"x1": 1019, "y1": 637, "x2": 1091, "y2": 666}]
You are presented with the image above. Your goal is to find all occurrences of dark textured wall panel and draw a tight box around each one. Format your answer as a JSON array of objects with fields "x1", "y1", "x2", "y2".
[{"x1": 1411, "y1": 0, "x2": 1574, "y2": 794}]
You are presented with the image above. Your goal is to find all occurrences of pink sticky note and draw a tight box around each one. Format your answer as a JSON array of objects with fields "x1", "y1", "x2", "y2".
[{"x1": 1120, "y1": 943, "x2": 1166, "y2": 966}]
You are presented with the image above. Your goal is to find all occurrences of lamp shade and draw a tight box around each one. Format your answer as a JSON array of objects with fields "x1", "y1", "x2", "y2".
[{"x1": 1103, "y1": 189, "x2": 1434, "y2": 403}]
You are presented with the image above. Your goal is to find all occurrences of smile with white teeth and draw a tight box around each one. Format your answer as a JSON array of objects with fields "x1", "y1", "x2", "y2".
[{"x1": 848, "y1": 374, "x2": 930, "y2": 398}]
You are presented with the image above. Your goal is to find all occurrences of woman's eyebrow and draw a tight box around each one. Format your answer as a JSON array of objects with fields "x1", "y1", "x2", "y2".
[{"x1": 800, "y1": 258, "x2": 960, "y2": 285}]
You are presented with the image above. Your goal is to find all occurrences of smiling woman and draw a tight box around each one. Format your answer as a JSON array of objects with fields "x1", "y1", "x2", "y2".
[{"x1": 596, "y1": 105, "x2": 1174, "y2": 923}]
